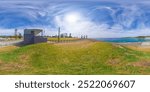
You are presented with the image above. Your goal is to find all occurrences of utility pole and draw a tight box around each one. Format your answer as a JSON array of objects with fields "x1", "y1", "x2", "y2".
[
  {"x1": 58, "y1": 27, "x2": 60, "y2": 42},
  {"x1": 15, "y1": 29, "x2": 17, "y2": 40}
]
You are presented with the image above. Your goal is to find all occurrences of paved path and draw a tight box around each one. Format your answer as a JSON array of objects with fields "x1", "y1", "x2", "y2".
[{"x1": 0, "y1": 40, "x2": 23, "y2": 47}]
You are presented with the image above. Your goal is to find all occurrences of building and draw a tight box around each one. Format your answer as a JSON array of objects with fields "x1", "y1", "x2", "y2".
[
  {"x1": 24, "y1": 29, "x2": 47, "y2": 44},
  {"x1": 69, "y1": 33, "x2": 72, "y2": 38},
  {"x1": 60, "y1": 33, "x2": 68, "y2": 38}
]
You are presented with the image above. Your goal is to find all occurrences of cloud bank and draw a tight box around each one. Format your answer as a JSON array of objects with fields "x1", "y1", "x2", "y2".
[{"x1": 0, "y1": 0, "x2": 150, "y2": 38}]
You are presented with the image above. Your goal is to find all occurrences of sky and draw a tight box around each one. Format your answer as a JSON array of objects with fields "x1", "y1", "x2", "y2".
[{"x1": 1, "y1": 0, "x2": 150, "y2": 38}]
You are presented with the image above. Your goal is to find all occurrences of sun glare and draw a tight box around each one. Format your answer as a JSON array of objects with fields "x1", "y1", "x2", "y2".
[{"x1": 64, "y1": 12, "x2": 81, "y2": 23}]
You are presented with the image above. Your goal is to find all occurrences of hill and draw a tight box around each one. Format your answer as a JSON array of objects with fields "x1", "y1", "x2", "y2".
[{"x1": 0, "y1": 40, "x2": 150, "y2": 74}]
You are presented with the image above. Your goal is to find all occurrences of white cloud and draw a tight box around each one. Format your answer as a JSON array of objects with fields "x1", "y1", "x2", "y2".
[
  {"x1": 0, "y1": 0, "x2": 150, "y2": 38},
  {"x1": 0, "y1": 28, "x2": 22, "y2": 36}
]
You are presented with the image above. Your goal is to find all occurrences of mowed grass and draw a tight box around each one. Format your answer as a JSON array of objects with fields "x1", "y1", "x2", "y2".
[{"x1": 0, "y1": 40, "x2": 150, "y2": 74}]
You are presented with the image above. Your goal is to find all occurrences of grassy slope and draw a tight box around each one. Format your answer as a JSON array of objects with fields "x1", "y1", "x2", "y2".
[{"x1": 0, "y1": 40, "x2": 150, "y2": 74}]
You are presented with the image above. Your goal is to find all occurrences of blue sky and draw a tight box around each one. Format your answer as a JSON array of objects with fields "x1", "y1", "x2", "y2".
[{"x1": 0, "y1": 0, "x2": 150, "y2": 38}]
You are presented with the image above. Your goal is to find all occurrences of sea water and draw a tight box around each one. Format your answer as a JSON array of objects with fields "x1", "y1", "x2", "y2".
[{"x1": 95, "y1": 38, "x2": 150, "y2": 43}]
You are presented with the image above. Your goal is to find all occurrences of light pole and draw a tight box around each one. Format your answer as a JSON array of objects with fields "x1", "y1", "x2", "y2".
[
  {"x1": 15, "y1": 29, "x2": 18, "y2": 40},
  {"x1": 58, "y1": 27, "x2": 60, "y2": 42}
]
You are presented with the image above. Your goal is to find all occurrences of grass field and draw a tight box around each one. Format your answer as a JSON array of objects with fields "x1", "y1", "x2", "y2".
[
  {"x1": 0, "y1": 40, "x2": 150, "y2": 74},
  {"x1": 48, "y1": 37, "x2": 80, "y2": 41}
]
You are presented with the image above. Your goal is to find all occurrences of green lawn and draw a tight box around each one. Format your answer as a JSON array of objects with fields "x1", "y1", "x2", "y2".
[{"x1": 0, "y1": 40, "x2": 150, "y2": 74}]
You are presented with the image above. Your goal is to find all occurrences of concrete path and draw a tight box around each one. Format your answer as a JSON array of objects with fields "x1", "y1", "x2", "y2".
[{"x1": 0, "y1": 40, "x2": 23, "y2": 47}]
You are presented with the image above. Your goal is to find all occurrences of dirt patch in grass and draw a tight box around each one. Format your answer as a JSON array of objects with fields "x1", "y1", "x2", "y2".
[
  {"x1": 0, "y1": 62, "x2": 28, "y2": 71},
  {"x1": 130, "y1": 60, "x2": 150, "y2": 67},
  {"x1": 125, "y1": 45, "x2": 150, "y2": 52},
  {"x1": 0, "y1": 46, "x2": 18, "y2": 52},
  {"x1": 19, "y1": 54, "x2": 30, "y2": 63},
  {"x1": 0, "y1": 54, "x2": 29, "y2": 72},
  {"x1": 0, "y1": 60, "x2": 2, "y2": 64},
  {"x1": 107, "y1": 59, "x2": 121, "y2": 66}
]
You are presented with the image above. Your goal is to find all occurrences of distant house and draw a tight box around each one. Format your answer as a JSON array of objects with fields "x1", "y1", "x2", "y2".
[{"x1": 24, "y1": 29, "x2": 47, "y2": 44}]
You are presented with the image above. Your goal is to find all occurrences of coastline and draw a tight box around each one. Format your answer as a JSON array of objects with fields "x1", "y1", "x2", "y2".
[
  {"x1": 115, "y1": 41, "x2": 150, "y2": 47},
  {"x1": 91, "y1": 38, "x2": 150, "y2": 52},
  {"x1": 114, "y1": 41, "x2": 150, "y2": 52},
  {"x1": 92, "y1": 38, "x2": 150, "y2": 47}
]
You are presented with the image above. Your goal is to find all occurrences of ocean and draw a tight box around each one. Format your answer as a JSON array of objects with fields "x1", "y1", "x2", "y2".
[{"x1": 94, "y1": 37, "x2": 150, "y2": 43}]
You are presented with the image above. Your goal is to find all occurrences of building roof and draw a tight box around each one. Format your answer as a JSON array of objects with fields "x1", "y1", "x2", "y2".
[{"x1": 24, "y1": 29, "x2": 43, "y2": 35}]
